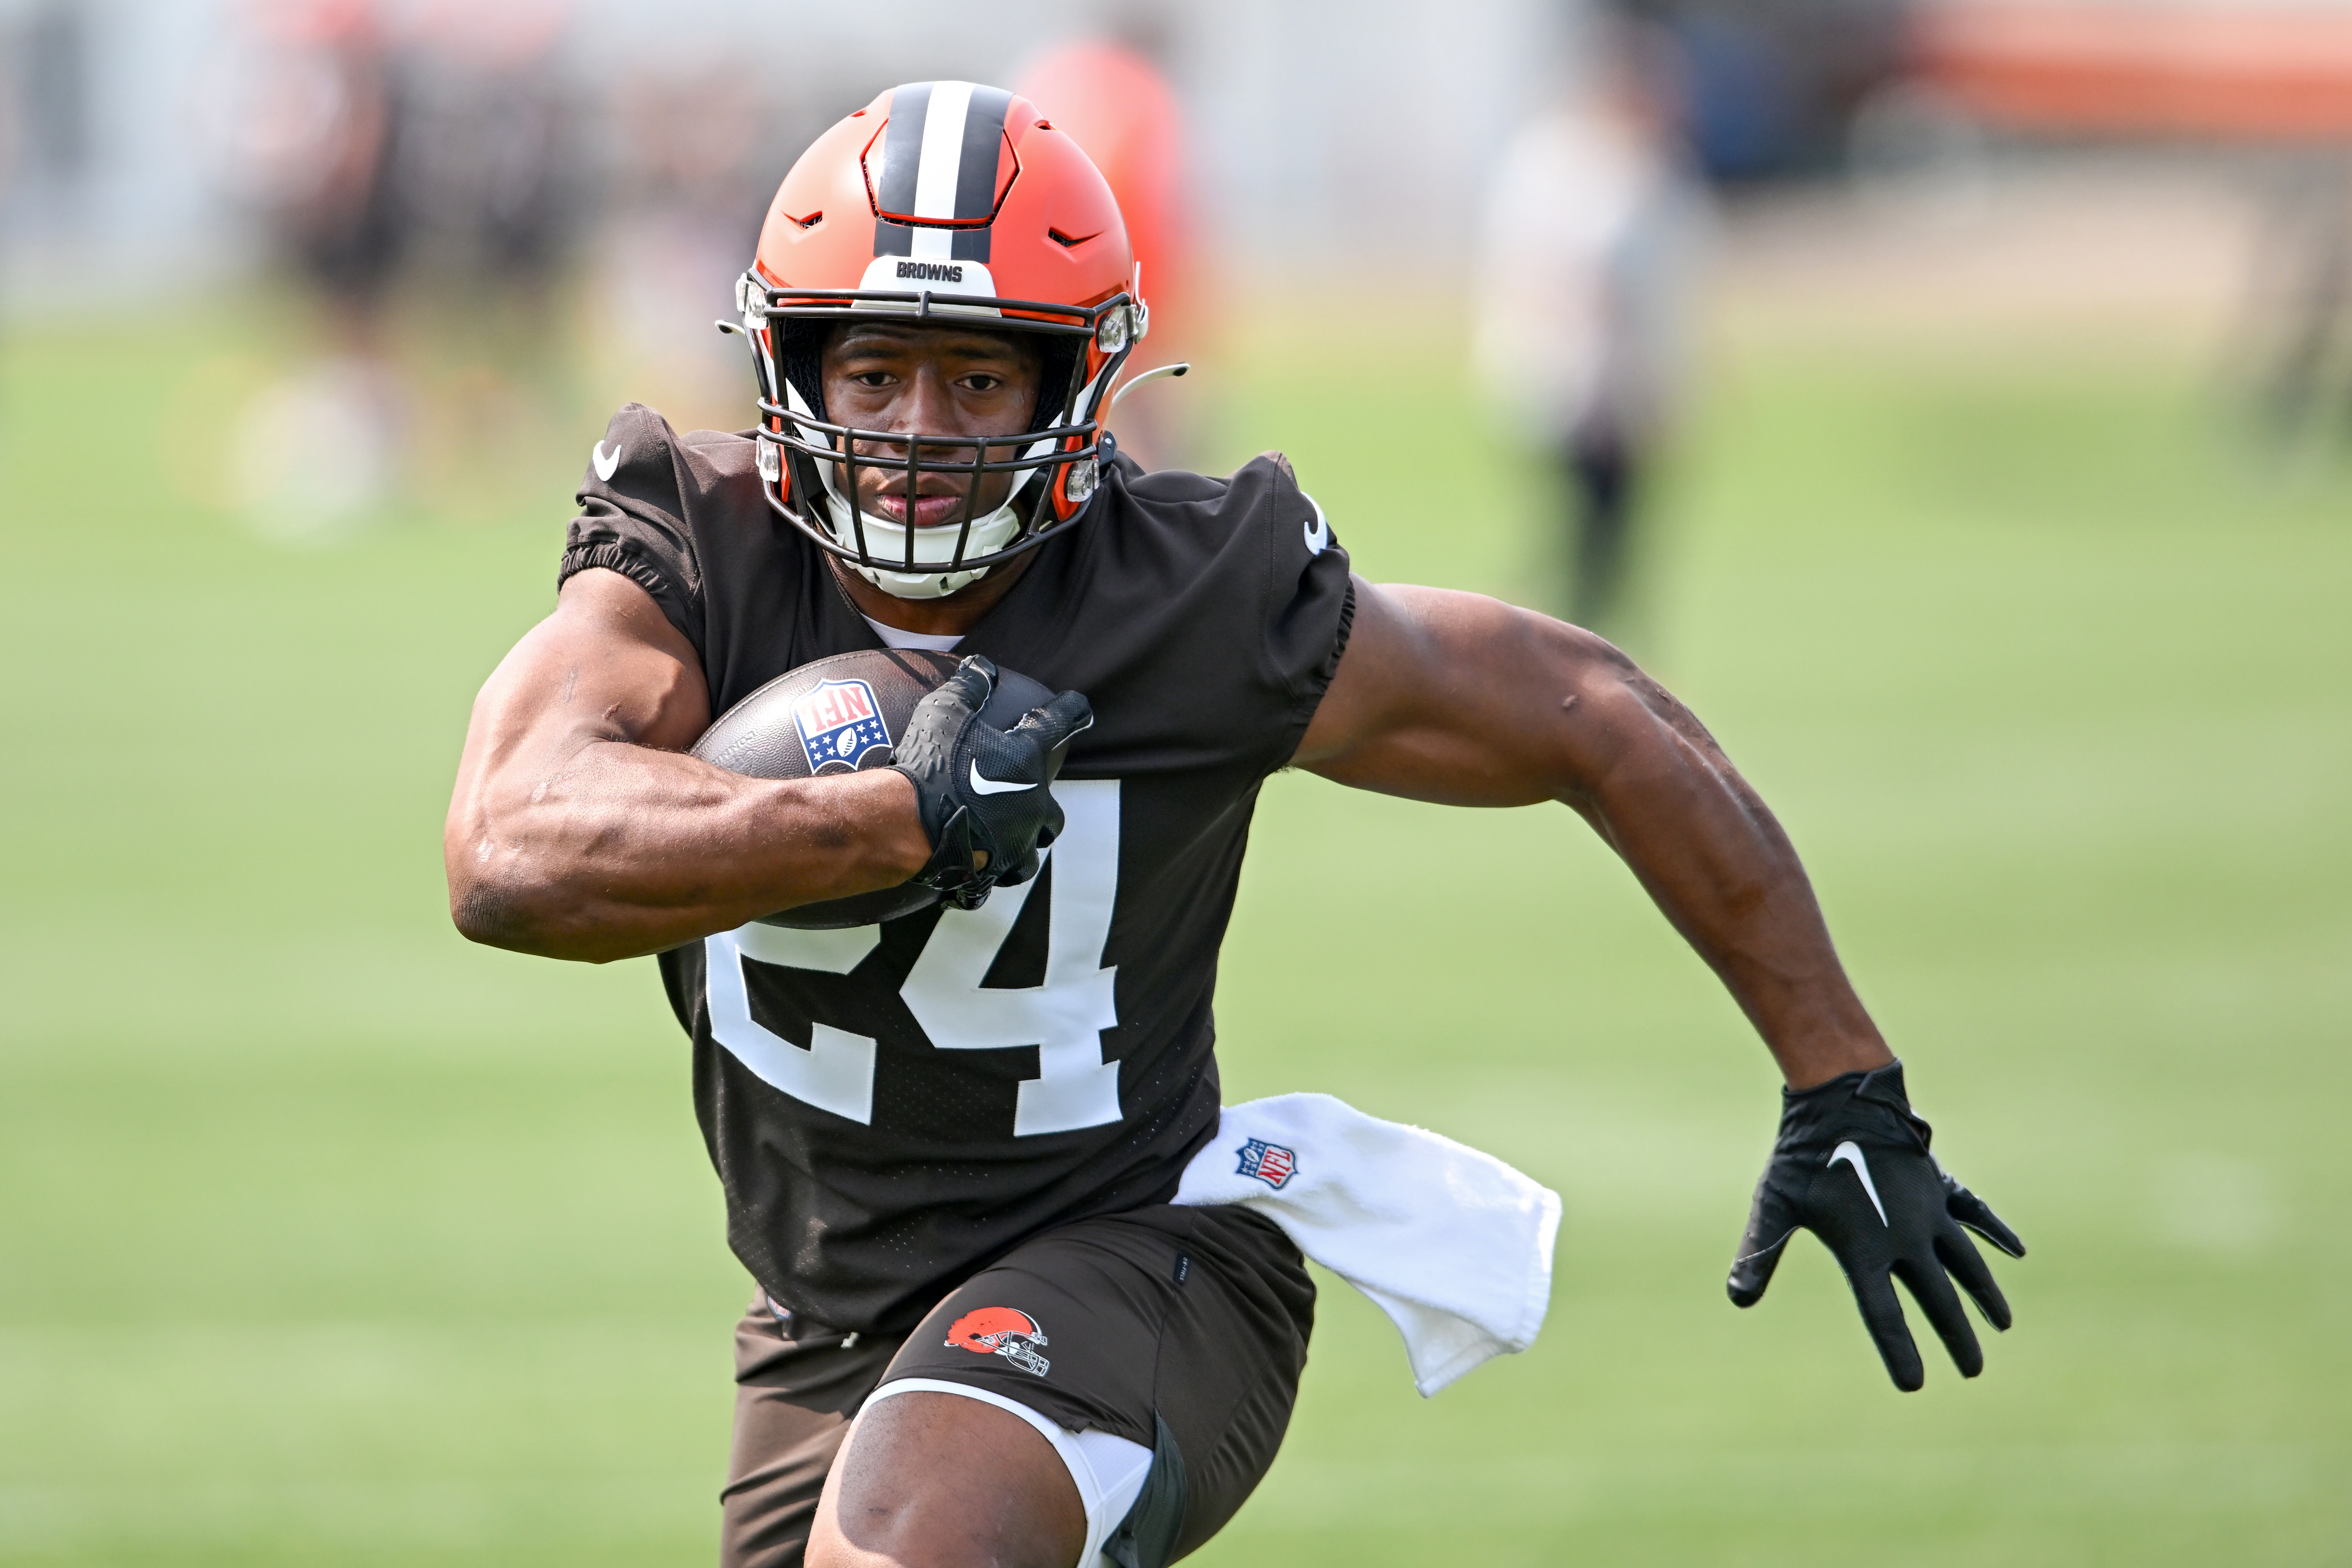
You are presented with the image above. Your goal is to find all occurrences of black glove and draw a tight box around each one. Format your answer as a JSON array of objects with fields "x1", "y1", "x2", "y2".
[
  {"x1": 890, "y1": 656, "x2": 1093, "y2": 910},
  {"x1": 1728, "y1": 1060, "x2": 2024, "y2": 1391}
]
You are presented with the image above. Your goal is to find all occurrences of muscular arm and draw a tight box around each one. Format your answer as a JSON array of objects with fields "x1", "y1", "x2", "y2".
[
  {"x1": 1296, "y1": 581, "x2": 1893, "y2": 1089},
  {"x1": 443, "y1": 569, "x2": 929, "y2": 963}
]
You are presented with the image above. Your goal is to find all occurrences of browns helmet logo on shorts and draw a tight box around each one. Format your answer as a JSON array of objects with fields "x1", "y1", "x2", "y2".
[{"x1": 945, "y1": 1306, "x2": 1051, "y2": 1377}]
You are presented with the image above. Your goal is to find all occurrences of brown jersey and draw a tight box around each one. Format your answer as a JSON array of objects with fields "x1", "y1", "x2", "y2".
[{"x1": 558, "y1": 406, "x2": 1353, "y2": 1333}]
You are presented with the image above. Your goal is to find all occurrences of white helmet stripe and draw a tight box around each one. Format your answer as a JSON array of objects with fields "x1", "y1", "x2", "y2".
[{"x1": 912, "y1": 81, "x2": 974, "y2": 222}]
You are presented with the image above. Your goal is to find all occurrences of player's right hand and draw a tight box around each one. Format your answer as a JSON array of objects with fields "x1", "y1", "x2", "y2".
[
  {"x1": 891, "y1": 656, "x2": 1093, "y2": 908},
  {"x1": 1727, "y1": 1060, "x2": 2024, "y2": 1391}
]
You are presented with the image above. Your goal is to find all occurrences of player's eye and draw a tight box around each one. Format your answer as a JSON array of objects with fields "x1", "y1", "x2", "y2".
[
  {"x1": 848, "y1": 370, "x2": 894, "y2": 388},
  {"x1": 961, "y1": 374, "x2": 1004, "y2": 393}
]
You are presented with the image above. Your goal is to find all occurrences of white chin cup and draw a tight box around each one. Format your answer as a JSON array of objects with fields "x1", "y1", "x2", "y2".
[
  {"x1": 822, "y1": 494, "x2": 1023, "y2": 598},
  {"x1": 815, "y1": 440, "x2": 1044, "y2": 600}
]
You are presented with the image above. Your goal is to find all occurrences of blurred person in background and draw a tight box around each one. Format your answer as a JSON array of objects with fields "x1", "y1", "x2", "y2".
[
  {"x1": 2, "y1": 1, "x2": 94, "y2": 226},
  {"x1": 398, "y1": 0, "x2": 577, "y2": 302},
  {"x1": 2240, "y1": 150, "x2": 2352, "y2": 444},
  {"x1": 1475, "y1": 7, "x2": 1707, "y2": 631},
  {"x1": 200, "y1": 0, "x2": 583, "y2": 536},
  {"x1": 201, "y1": 0, "x2": 410, "y2": 537},
  {"x1": 0, "y1": 20, "x2": 19, "y2": 323},
  {"x1": 587, "y1": 51, "x2": 788, "y2": 434},
  {"x1": 387, "y1": 0, "x2": 584, "y2": 508},
  {"x1": 0, "y1": 1, "x2": 96, "y2": 434},
  {"x1": 1017, "y1": 16, "x2": 1201, "y2": 471}
]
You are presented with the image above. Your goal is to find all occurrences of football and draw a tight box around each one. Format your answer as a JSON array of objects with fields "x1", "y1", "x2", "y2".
[{"x1": 691, "y1": 648, "x2": 1059, "y2": 929}]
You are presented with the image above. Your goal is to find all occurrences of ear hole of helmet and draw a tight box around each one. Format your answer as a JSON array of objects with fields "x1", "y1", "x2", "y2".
[
  {"x1": 1030, "y1": 334, "x2": 1083, "y2": 433},
  {"x1": 781, "y1": 323, "x2": 828, "y2": 423}
]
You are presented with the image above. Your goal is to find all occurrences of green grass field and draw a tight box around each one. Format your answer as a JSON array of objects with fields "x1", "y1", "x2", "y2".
[{"x1": 3, "y1": 287, "x2": 2347, "y2": 1565}]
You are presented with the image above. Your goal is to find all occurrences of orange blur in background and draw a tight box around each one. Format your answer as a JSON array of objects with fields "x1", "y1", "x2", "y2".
[
  {"x1": 1921, "y1": 1, "x2": 2352, "y2": 139},
  {"x1": 1018, "y1": 38, "x2": 1201, "y2": 470}
]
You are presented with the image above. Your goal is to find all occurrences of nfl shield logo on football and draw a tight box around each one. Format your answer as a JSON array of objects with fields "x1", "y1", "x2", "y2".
[
  {"x1": 792, "y1": 679, "x2": 893, "y2": 774},
  {"x1": 1235, "y1": 1138, "x2": 1297, "y2": 1189}
]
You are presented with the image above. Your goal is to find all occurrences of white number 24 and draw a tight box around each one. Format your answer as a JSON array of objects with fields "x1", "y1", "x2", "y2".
[{"x1": 702, "y1": 780, "x2": 1122, "y2": 1137}]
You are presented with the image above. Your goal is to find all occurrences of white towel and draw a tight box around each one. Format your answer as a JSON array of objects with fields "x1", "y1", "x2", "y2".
[{"x1": 1173, "y1": 1093, "x2": 1562, "y2": 1397}]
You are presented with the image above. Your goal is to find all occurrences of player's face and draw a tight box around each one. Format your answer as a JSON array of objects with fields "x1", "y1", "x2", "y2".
[{"x1": 819, "y1": 323, "x2": 1045, "y2": 528}]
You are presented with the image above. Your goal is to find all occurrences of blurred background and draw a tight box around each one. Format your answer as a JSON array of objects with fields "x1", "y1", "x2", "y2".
[{"x1": 2, "y1": 0, "x2": 2348, "y2": 1563}]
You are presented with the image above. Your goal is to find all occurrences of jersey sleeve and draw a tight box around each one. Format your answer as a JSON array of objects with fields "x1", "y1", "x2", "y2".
[
  {"x1": 1223, "y1": 451, "x2": 1373, "y2": 757},
  {"x1": 1096, "y1": 451, "x2": 1355, "y2": 779},
  {"x1": 557, "y1": 404, "x2": 705, "y2": 650},
  {"x1": 1235, "y1": 451, "x2": 1356, "y2": 754}
]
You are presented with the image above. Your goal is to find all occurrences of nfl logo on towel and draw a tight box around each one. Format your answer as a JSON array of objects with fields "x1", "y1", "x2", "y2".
[
  {"x1": 1235, "y1": 1138, "x2": 1297, "y2": 1189},
  {"x1": 792, "y1": 680, "x2": 893, "y2": 773}
]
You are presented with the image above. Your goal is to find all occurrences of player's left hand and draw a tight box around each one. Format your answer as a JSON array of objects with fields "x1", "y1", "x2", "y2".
[
  {"x1": 892, "y1": 655, "x2": 1093, "y2": 909},
  {"x1": 1727, "y1": 1060, "x2": 2024, "y2": 1391}
]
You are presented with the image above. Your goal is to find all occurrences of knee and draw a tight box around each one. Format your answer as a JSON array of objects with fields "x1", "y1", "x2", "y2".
[{"x1": 806, "y1": 1392, "x2": 1084, "y2": 1568}]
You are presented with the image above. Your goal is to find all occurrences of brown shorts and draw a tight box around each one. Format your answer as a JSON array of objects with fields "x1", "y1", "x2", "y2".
[{"x1": 719, "y1": 1204, "x2": 1315, "y2": 1568}]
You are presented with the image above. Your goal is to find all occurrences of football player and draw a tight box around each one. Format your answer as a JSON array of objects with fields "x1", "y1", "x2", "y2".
[{"x1": 445, "y1": 81, "x2": 2021, "y2": 1568}]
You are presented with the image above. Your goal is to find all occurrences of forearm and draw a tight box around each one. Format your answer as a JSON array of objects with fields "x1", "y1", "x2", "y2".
[
  {"x1": 446, "y1": 740, "x2": 927, "y2": 963},
  {"x1": 1574, "y1": 678, "x2": 1890, "y2": 1088},
  {"x1": 1299, "y1": 585, "x2": 1890, "y2": 1087}
]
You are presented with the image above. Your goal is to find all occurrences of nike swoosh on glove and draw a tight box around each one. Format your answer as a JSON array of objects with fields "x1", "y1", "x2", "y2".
[
  {"x1": 1728, "y1": 1060, "x2": 2024, "y2": 1391},
  {"x1": 890, "y1": 656, "x2": 1093, "y2": 910}
]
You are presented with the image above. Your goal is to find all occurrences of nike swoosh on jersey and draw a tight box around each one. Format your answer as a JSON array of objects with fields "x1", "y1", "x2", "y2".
[
  {"x1": 593, "y1": 440, "x2": 622, "y2": 481},
  {"x1": 967, "y1": 761, "x2": 1034, "y2": 796},
  {"x1": 1301, "y1": 495, "x2": 1330, "y2": 557},
  {"x1": 1828, "y1": 1140, "x2": 1890, "y2": 1226}
]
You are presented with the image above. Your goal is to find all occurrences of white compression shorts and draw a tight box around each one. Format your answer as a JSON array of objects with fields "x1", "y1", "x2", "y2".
[{"x1": 860, "y1": 1378, "x2": 1155, "y2": 1568}]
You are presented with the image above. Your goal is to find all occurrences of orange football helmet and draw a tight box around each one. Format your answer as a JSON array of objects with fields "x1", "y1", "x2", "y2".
[{"x1": 729, "y1": 81, "x2": 1144, "y2": 598}]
